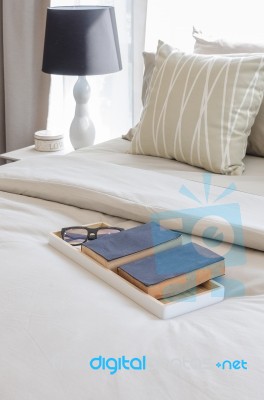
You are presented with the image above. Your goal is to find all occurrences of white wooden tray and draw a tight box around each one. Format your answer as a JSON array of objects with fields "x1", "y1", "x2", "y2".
[{"x1": 49, "y1": 224, "x2": 225, "y2": 319}]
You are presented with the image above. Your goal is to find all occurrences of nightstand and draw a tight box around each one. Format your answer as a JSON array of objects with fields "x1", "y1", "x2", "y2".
[{"x1": 0, "y1": 144, "x2": 74, "y2": 162}]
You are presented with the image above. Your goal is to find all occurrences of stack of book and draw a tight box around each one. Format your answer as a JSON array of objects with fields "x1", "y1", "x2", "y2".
[{"x1": 81, "y1": 222, "x2": 225, "y2": 301}]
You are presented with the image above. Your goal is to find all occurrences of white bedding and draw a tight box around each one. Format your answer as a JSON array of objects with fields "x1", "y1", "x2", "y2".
[{"x1": 0, "y1": 138, "x2": 263, "y2": 400}]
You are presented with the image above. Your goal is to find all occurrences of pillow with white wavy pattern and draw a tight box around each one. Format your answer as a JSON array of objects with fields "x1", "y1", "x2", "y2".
[
  {"x1": 131, "y1": 41, "x2": 264, "y2": 175},
  {"x1": 193, "y1": 27, "x2": 264, "y2": 157}
]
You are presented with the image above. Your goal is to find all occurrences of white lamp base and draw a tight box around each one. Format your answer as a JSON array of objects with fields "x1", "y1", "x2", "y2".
[{"x1": 70, "y1": 76, "x2": 95, "y2": 150}]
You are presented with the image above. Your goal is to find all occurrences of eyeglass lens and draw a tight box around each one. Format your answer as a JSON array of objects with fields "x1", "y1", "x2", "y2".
[{"x1": 63, "y1": 228, "x2": 88, "y2": 245}]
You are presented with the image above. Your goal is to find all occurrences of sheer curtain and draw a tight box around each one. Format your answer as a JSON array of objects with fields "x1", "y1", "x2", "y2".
[
  {"x1": 47, "y1": 0, "x2": 147, "y2": 145},
  {"x1": 145, "y1": 0, "x2": 264, "y2": 53},
  {"x1": 0, "y1": 0, "x2": 50, "y2": 155}
]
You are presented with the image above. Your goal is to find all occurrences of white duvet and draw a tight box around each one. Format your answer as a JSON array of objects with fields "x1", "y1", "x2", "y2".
[{"x1": 0, "y1": 139, "x2": 263, "y2": 400}]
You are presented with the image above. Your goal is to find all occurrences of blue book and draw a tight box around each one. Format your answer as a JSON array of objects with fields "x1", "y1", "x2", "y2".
[
  {"x1": 81, "y1": 222, "x2": 182, "y2": 270},
  {"x1": 117, "y1": 243, "x2": 225, "y2": 299}
]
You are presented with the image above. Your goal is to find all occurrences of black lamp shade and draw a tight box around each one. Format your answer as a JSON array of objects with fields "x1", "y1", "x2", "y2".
[{"x1": 42, "y1": 6, "x2": 122, "y2": 76}]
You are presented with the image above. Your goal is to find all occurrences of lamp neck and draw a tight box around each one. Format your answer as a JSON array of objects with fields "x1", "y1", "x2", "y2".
[
  {"x1": 70, "y1": 75, "x2": 95, "y2": 149},
  {"x1": 73, "y1": 76, "x2": 91, "y2": 105}
]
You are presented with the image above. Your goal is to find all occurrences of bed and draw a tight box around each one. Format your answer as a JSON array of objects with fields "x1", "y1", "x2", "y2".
[
  {"x1": 0, "y1": 136, "x2": 263, "y2": 400},
  {"x1": 1, "y1": 38, "x2": 264, "y2": 399}
]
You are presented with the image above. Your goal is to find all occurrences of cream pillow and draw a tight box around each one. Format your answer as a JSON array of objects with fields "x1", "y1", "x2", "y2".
[
  {"x1": 142, "y1": 52, "x2": 156, "y2": 106},
  {"x1": 122, "y1": 52, "x2": 155, "y2": 141},
  {"x1": 131, "y1": 41, "x2": 264, "y2": 175},
  {"x1": 193, "y1": 28, "x2": 264, "y2": 54},
  {"x1": 193, "y1": 27, "x2": 264, "y2": 156}
]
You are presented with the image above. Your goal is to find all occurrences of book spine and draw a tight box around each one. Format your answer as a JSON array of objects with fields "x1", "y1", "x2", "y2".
[
  {"x1": 81, "y1": 236, "x2": 182, "y2": 271},
  {"x1": 150, "y1": 261, "x2": 225, "y2": 299},
  {"x1": 118, "y1": 261, "x2": 225, "y2": 299}
]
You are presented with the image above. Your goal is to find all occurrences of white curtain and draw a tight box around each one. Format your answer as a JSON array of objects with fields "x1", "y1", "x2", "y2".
[
  {"x1": 145, "y1": 0, "x2": 264, "y2": 53},
  {"x1": 47, "y1": 0, "x2": 148, "y2": 145}
]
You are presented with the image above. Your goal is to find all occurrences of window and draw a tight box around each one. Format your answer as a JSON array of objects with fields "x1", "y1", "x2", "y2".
[
  {"x1": 47, "y1": 0, "x2": 147, "y2": 144},
  {"x1": 145, "y1": 0, "x2": 264, "y2": 52}
]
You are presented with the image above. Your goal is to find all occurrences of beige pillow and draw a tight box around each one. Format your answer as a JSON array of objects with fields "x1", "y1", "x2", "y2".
[
  {"x1": 193, "y1": 28, "x2": 264, "y2": 54},
  {"x1": 142, "y1": 52, "x2": 156, "y2": 106},
  {"x1": 193, "y1": 27, "x2": 264, "y2": 156},
  {"x1": 131, "y1": 41, "x2": 264, "y2": 175},
  {"x1": 122, "y1": 52, "x2": 155, "y2": 141}
]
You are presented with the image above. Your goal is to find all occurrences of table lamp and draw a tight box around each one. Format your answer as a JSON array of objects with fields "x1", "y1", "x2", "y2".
[{"x1": 42, "y1": 6, "x2": 122, "y2": 149}]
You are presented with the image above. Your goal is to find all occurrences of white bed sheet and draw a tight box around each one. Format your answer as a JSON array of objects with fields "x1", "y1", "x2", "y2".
[
  {"x1": 0, "y1": 139, "x2": 263, "y2": 400},
  {"x1": 75, "y1": 138, "x2": 264, "y2": 197},
  {"x1": 76, "y1": 137, "x2": 264, "y2": 177}
]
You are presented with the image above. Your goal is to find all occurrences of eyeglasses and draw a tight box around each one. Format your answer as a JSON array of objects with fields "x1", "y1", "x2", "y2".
[{"x1": 61, "y1": 226, "x2": 124, "y2": 246}]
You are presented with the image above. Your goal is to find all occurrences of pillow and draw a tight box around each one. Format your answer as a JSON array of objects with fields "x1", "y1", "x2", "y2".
[
  {"x1": 193, "y1": 27, "x2": 264, "y2": 54},
  {"x1": 142, "y1": 52, "x2": 156, "y2": 106},
  {"x1": 131, "y1": 41, "x2": 264, "y2": 175},
  {"x1": 193, "y1": 27, "x2": 264, "y2": 156},
  {"x1": 122, "y1": 52, "x2": 155, "y2": 141}
]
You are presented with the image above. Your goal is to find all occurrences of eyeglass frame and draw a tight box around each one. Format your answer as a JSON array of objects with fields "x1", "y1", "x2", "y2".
[{"x1": 61, "y1": 225, "x2": 124, "y2": 246}]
